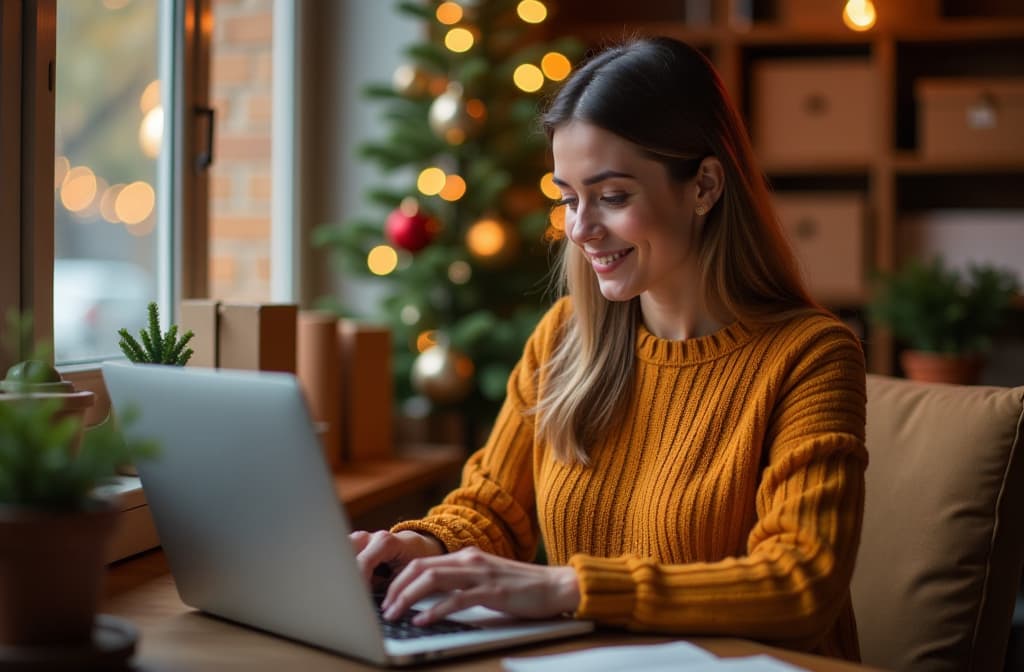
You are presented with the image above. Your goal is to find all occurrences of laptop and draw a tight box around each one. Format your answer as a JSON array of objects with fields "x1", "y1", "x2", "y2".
[{"x1": 102, "y1": 362, "x2": 593, "y2": 666}]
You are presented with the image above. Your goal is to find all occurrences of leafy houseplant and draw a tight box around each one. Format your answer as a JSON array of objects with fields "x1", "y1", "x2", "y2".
[
  {"x1": 118, "y1": 301, "x2": 194, "y2": 365},
  {"x1": 0, "y1": 324, "x2": 159, "y2": 649},
  {"x1": 868, "y1": 257, "x2": 1020, "y2": 384}
]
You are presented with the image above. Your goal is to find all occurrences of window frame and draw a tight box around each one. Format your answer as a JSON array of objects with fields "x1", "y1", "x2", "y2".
[{"x1": 0, "y1": 0, "x2": 211, "y2": 376}]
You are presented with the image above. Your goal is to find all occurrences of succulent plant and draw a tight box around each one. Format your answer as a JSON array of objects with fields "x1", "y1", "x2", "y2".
[{"x1": 118, "y1": 302, "x2": 194, "y2": 365}]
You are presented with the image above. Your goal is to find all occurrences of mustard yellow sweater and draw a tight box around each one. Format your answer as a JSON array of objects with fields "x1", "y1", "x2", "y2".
[{"x1": 393, "y1": 297, "x2": 867, "y2": 661}]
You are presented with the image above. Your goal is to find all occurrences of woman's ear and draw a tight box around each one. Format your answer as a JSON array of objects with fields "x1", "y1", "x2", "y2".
[{"x1": 695, "y1": 156, "x2": 724, "y2": 209}]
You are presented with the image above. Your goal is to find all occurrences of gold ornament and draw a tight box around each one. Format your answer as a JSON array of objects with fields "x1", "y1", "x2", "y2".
[
  {"x1": 411, "y1": 343, "x2": 475, "y2": 405},
  {"x1": 429, "y1": 83, "x2": 483, "y2": 145},
  {"x1": 466, "y1": 216, "x2": 519, "y2": 266},
  {"x1": 392, "y1": 63, "x2": 431, "y2": 97}
]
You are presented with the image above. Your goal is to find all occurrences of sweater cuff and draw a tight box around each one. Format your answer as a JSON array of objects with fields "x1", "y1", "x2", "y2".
[
  {"x1": 390, "y1": 516, "x2": 480, "y2": 555},
  {"x1": 568, "y1": 554, "x2": 637, "y2": 625}
]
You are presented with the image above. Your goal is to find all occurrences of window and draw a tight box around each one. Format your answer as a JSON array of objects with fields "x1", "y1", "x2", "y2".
[{"x1": 0, "y1": 0, "x2": 210, "y2": 372}]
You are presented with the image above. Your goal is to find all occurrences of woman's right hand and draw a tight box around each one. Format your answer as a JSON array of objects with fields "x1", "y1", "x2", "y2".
[{"x1": 350, "y1": 530, "x2": 444, "y2": 590}]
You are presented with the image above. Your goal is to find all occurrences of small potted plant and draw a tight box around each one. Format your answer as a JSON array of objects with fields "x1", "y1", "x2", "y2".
[
  {"x1": 0, "y1": 330, "x2": 158, "y2": 654},
  {"x1": 118, "y1": 301, "x2": 194, "y2": 365},
  {"x1": 867, "y1": 257, "x2": 1020, "y2": 384}
]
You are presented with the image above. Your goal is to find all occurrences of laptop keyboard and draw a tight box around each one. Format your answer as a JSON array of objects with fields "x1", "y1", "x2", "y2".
[{"x1": 373, "y1": 594, "x2": 481, "y2": 640}]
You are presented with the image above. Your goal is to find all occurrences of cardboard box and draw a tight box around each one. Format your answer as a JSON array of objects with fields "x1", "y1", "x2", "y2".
[
  {"x1": 916, "y1": 78, "x2": 1024, "y2": 161},
  {"x1": 753, "y1": 59, "x2": 876, "y2": 164},
  {"x1": 774, "y1": 192, "x2": 866, "y2": 305},
  {"x1": 178, "y1": 299, "x2": 220, "y2": 368},
  {"x1": 297, "y1": 311, "x2": 343, "y2": 470},
  {"x1": 338, "y1": 320, "x2": 393, "y2": 462},
  {"x1": 218, "y1": 304, "x2": 297, "y2": 373}
]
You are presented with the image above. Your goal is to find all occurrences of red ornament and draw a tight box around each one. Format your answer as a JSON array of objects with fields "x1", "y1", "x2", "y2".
[{"x1": 385, "y1": 199, "x2": 437, "y2": 252}]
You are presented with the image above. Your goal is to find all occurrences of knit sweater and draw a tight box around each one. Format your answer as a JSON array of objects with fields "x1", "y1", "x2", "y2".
[{"x1": 392, "y1": 297, "x2": 868, "y2": 661}]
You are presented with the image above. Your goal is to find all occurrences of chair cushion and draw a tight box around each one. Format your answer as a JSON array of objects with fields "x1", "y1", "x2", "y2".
[{"x1": 852, "y1": 375, "x2": 1024, "y2": 671}]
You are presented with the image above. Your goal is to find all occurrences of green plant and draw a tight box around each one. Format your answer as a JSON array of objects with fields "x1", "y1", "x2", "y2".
[
  {"x1": 118, "y1": 301, "x2": 194, "y2": 365},
  {"x1": 868, "y1": 257, "x2": 1020, "y2": 355},
  {"x1": 0, "y1": 317, "x2": 159, "y2": 510}
]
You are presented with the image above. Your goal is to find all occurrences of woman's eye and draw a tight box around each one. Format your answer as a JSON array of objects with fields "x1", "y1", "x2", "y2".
[
  {"x1": 553, "y1": 197, "x2": 578, "y2": 211},
  {"x1": 601, "y1": 193, "x2": 630, "y2": 206}
]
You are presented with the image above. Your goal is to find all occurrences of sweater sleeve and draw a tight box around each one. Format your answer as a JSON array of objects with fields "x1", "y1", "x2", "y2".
[
  {"x1": 568, "y1": 325, "x2": 867, "y2": 650},
  {"x1": 390, "y1": 299, "x2": 571, "y2": 562}
]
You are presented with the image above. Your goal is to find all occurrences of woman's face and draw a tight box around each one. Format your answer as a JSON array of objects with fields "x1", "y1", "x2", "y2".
[{"x1": 552, "y1": 121, "x2": 701, "y2": 305}]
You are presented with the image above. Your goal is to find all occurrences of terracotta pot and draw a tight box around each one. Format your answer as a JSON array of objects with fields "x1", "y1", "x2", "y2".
[
  {"x1": 0, "y1": 501, "x2": 118, "y2": 646},
  {"x1": 900, "y1": 350, "x2": 985, "y2": 385}
]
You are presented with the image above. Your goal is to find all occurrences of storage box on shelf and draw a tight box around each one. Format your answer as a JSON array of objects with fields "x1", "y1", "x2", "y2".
[
  {"x1": 774, "y1": 192, "x2": 867, "y2": 306},
  {"x1": 915, "y1": 78, "x2": 1024, "y2": 161}
]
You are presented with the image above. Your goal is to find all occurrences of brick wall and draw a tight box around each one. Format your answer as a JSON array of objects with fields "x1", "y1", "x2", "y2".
[{"x1": 209, "y1": 0, "x2": 273, "y2": 301}]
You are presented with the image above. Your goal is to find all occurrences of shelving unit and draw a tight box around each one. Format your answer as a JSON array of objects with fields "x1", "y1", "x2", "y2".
[{"x1": 548, "y1": 0, "x2": 1024, "y2": 377}]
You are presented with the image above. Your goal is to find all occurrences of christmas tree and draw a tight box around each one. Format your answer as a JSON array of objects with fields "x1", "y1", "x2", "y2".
[{"x1": 315, "y1": 0, "x2": 581, "y2": 425}]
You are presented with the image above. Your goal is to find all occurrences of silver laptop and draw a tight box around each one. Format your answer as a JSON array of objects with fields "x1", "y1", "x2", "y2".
[{"x1": 103, "y1": 362, "x2": 592, "y2": 666}]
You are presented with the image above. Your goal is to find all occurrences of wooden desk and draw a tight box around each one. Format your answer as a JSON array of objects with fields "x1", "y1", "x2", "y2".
[{"x1": 103, "y1": 551, "x2": 880, "y2": 672}]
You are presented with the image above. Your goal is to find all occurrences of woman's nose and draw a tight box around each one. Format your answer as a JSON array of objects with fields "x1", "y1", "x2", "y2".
[{"x1": 569, "y1": 203, "x2": 602, "y2": 244}]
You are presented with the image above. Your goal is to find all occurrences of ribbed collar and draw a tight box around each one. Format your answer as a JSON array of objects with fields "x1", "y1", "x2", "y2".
[{"x1": 636, "y1": 319, "x2": 755, "y2": 366}]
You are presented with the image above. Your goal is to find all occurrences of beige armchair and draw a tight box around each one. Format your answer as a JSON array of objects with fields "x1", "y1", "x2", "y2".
[{"x1": 852, "y1": 374, "x2": 1024, "y2": 671}]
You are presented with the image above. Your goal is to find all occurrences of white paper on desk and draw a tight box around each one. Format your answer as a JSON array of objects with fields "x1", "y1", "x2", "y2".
[
  {"x1": 501, "y1": 643, "x2": 809, "y2": 672},
  {"x1": 501, "y1": 641, "x2": 715, "y2": 672}
]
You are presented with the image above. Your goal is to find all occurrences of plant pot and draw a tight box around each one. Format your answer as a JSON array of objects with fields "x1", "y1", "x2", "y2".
[
  {"x1": 0, "y1": 390, "x2": 95, "y2": 451},
  {"x1": 900, "y1": 350, "x2": 985, "y2": 385},
  {"x1": 0, "y1": 500, "x2": 119, "y2": 646}
]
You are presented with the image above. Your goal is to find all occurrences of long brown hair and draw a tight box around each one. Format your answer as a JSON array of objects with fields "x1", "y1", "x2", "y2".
[{"x1": 534, "y1": 37, "x2": 818, "y2": 464}]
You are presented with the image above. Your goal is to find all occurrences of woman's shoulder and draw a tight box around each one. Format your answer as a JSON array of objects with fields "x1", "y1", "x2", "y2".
[
  {"x1": 757, "y1": 309, "x2": 864, "y2": 362},
  {"x1": 531, "y1": 295, "x2": 575, "y2": 345}
]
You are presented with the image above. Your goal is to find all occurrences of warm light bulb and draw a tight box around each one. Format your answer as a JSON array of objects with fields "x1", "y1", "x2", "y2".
[
  {"x1": 513, "y1": 63, "x2": 545, "y2": 93},
  {"x1": 842, "y1": 0, "x2": 876, "y2": 31},
  {"x1": 367, "y1": 245, "x2": 399, "y2": 276},
  {"x1": 466, "y1": 218, "x2": 507, "y2": 257}
]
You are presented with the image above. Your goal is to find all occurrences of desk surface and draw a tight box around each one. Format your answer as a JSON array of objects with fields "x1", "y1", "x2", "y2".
[{"x1": 103, "y1": 551, "x2": 880, "y2": 672}]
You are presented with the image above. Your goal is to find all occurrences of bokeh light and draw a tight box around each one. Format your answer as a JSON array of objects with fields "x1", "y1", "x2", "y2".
[
  {"x1": 466, "y1": 218, "x2": 507, "y2": 258},
  {"x1": 60, "y1": 166, "x2": 98, "y2": 213},
  {"x1": 417, "y1": 167, "x2": 447, "y2": 196},
  {"x1": 541, "y1": 52, "x2": 572, "y2": 81},
  {"x1": 367, "y1": 245, "x2": 399, "y2": 276},
  {"x1": 843, "y1": 0, "x2": 877, "y2": 30},
  {"x1": 114, "y1": 180, "x2": 156, "y2": 225},
  {"x1": 99, "y1": 183, "x2": 125, "y2": 223},
  {"x1": 416, "y1": 330, "x2": 439, "y2": 353},
  {"x1": 444, "y1": 27, "x2": 474, "y2": 53},
  {"x1": 448, "y1": 260, "x2": 472, "y2": 285},
  {"x1": 139, "y1": 105, "x2": 163, "y2": 158},
  {"x1": 539, "y1": 172, "x2": 561, "y2": 200},
  {"x1": 435, "y1": 1, "x2": 463, "y2": 25},
  {"x1": 517, "y1": 0, "x2": 547, "y2": 23},
  {"x1": 139, "y1": 79, "x2": 160, "y2": 113},
  {"x1": 439, "y1": 174, "x2": 467, "y2": 202},
  {"x1": 513, "y1": 63, "x2": 544, "y2": 93}
]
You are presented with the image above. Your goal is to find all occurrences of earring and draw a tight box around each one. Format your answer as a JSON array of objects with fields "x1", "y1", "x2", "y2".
[{"x1": 695, "y1": 203, "x2": 708, "y2": 216}]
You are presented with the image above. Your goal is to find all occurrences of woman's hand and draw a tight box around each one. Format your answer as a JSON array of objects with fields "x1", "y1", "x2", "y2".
[
  {"x1": 380, "y1": 546, "x2": 580, "y2": 625},
  {"x1": 350, "y1": 530, "x2": 445, "y2": 590}
]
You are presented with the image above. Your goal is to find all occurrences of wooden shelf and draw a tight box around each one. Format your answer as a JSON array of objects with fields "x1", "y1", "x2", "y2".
[
  {"x1": 333, "y1": 443, "x2": 463, "y2": 518},
  {"x1": 760, "y1": 159, "x2": 872, "y2": 176},
  {"x1": 891, "y1": 153, "x2": 1024, "y2": 175}
]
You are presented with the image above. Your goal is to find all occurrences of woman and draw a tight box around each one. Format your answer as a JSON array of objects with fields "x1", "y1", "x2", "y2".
[{"x1": 352, "y1": 36, "x2": 867, "y2": 661}]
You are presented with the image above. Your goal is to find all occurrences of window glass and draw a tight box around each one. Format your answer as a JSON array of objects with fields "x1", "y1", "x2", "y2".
[{"x1": 53, "y1": 0, "x2": 163, "y2": 364}]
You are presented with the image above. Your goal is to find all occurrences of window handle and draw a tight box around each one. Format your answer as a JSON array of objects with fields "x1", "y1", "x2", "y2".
[{"x1": 195, "y1": 106, "x2": 215, "y2": 170}]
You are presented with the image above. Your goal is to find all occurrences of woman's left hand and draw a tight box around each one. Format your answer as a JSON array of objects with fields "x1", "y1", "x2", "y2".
[{"x1": 380, "y1": 546, "x2": 580, "y2": 626}]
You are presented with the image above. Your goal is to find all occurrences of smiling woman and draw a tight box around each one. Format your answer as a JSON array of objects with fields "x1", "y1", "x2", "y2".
[{"x1": 353, "y1": 36, "x2": 869, "y2": 664}]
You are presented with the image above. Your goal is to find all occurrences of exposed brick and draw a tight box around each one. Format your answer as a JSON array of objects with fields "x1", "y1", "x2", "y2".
[
  {"x1": 214, "y1": 133, "x2": 271, "y2": 161},
  {"x1": 255, "y1": 256, "x2": 271, "y2": 281},
  {"x1": 248, "y1": 173, "x2": 271, "y2": 200},
  {"x1": 212, "y1": 53, "x2": 251, "y2": 85},
  {"x1": 254, "y1": 52, "x2": 273, "y2": 81},
  {"x1": 211, "y1": 255, "x2": 237, "y2": 282},
  {"x1": 211, "y1": 216, "x2": 270, "y2": 240},
  {"x1": 222, "y1": 13, "x2": 273, "y2": 45},
  {"x1": 247, "y1": 94, "x2": 272, "y2": 123},
  {"x1": 209, "y1": 174, "x2": 234, "y2": 199}
]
